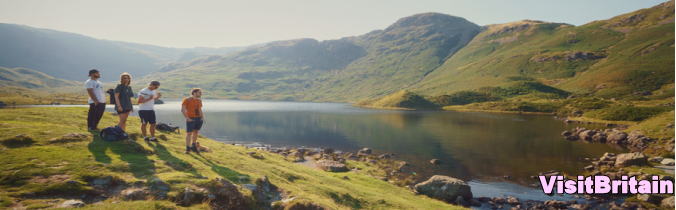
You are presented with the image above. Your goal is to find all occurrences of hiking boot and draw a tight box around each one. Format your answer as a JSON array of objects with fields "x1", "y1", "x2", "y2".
[
  {"x1": 185, "y1": 146, "x2": 191, "y2": 154},
  {"x1": 191, "y1": 143, "x2": 199, "y2": 154},
  {"x1": 149, "y1": 137, "x2": 158, "y2": 142},
  {"x1": 144, "y1": 136, "x2": 150, "y2": 142}
]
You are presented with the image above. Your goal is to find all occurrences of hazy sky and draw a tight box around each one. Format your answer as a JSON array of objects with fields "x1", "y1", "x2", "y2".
[{"x1": 0, "y1": 0, "x2": 667, "y2": 48}]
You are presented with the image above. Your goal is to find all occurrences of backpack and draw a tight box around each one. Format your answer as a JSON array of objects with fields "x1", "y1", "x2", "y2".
[
  {"x1": 106, "y1": 89, "x2": 115, "y2": 104},
  {"x1": 156, "y1": 123, "x2": 180, "y2": 134},
  {"x1": 100, "y1": 126, "x2": 128, "y2": 141}
]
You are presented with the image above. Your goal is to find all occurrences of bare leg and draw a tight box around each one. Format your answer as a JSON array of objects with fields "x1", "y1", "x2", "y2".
[
  {"x1": 192, "y1": 130, "x2": 199, "y2": 145},
  {"x1": 185, "y1": 132, "x2": 192, "y2": 148},
  {"x1": 118, "y1": 112, "x2": 129, "y2": 131},
  {"x1": 149, "y1": 123, "x2": 156, "y2": 137},
  {"x1": 141, "y1": 123, "x2": 147, "y2": 137}
]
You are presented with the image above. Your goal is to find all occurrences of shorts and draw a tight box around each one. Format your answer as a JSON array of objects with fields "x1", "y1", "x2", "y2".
[
  {"x1": 138, "y1": 110, "x2": 156, "y2": 124},
  {"x1": 186, "y1": 118, "x2": 203, "y2": 132}
]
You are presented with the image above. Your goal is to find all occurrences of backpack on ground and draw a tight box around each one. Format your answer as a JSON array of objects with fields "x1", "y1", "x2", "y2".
[
  {"x1": 100, "y1": 126, "x2": 128, "y2": 141},
  {"x1": 156, "y1": 123, "x2": 180, "y2": 134}
]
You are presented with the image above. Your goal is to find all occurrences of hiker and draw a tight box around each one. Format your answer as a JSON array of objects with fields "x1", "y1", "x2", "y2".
[
  {"x1": 85, "y1": 69, "x2": 106, "y2": 131},
  {"x1": 182, "y1": 88, "x2": 204, "y2": 154},
  {"x1": 138, "y1": 81, "x2": 161, "y2": 142},
  {"x1": 114, "y1": 72, "x2": 134, "y2": 131}
]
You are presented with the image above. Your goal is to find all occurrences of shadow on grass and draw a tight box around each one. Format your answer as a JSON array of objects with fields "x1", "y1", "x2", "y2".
[
  {"x1": 192, "y1": 154, "x2": 250, "y2": 184},
  {"x1": 87, "y1": 130, "x2": 156, "y2": 178},
  {"x1": 145, "y1": 141, "x2": 202, "y2": 177}
]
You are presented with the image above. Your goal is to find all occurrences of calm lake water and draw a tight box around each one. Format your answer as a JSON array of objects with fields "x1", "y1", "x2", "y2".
[
  {"x1": 81, "y1": 99, "x2": 623, "y2": 200},
  {"x1": 150, "y1": 100, "x2": 624, "y2": 180}
]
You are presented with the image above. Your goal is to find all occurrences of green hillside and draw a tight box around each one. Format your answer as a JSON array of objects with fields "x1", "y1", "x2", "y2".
[
  {"x1": 0, "y1": 67, "x2": 78, "y2": 88},
  {"x1": 0, "y1": 107, "x2": 460, "y2": 209},
  {"x1": 139, "y1": 13, "x2": 481, "y2": 101},
  {"x1": 412, "y1": 1, "x2": 674, "y2": 99}
]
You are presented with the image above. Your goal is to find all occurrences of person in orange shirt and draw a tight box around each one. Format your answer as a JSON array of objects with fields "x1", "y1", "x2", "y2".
[{"x1": 182, "y1": 88, "x2": 204, "y2": 154}]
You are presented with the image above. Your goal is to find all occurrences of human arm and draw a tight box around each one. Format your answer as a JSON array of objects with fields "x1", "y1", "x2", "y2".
[
  {"x1": 182, "y1": 100, "x2": 193, "y2": 122},
  {"x1": 86, "y1": 88, "x2": 99, "y2": 105},
  {"x1": 114, "y1": 92, "x2": 122, "y2": 112}
]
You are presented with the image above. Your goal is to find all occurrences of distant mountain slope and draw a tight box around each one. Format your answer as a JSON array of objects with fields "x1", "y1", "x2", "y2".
[
  {"x1": 0, "y1": 67, "x2": 78, "y2": 88},
  {"x1": 147, "y1": 13, "x2": 481, "y2": 100},
  {"x1": 412, "y1": 1, "x2": 674, "y2": 99},
  {"x1": 0, "y1": 23, "x2": 242, "y2": 81}
]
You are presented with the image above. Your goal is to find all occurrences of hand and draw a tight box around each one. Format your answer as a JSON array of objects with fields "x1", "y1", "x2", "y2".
[
  {"x1": 156, "y1": 93, "x2": 162, "y2": 99},
  {"x1": 186, "y1": 118, "x2": 193, "y2": 122},
  {"x1": 94, "y1": 101, "x2": 100, "y2": 106},
  {"x1": 117, "y1": 107, "x2": 122, "y2": 112}
]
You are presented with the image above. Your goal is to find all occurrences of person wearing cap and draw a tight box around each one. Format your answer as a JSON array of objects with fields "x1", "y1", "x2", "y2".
[
  {"x1": 85, "y1": 69, "x2": 105, "y2": 131},
  {"x1": 137, "y1": 81, "x2": 162, "y2": 141}
]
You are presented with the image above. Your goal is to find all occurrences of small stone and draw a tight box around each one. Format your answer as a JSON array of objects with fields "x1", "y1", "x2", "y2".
[{"x1": 58, "y1": 200, "x2": 85, "y2": 208}]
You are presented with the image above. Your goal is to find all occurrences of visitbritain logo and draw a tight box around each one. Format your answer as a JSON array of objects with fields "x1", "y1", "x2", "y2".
[{"x1": 539, "y1": 176, "x2": 674, "y2": 194}]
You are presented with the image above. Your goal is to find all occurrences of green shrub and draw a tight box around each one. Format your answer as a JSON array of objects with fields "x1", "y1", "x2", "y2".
[
  {"x1": 587, "y1": 105, "x2": 671, "y2": 121},
  {"x1": 430, "y1": 91, "x2": 498, "y2": 106}
]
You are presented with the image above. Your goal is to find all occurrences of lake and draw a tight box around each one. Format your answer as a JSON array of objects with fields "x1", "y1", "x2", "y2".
[{"x1": 112, "y1": 99, "x2": 625, "y2": 200}]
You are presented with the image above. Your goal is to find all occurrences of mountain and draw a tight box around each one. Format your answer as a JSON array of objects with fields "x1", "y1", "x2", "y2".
[
  {"x1": 0, "y1": 67, "x2": 78, "y2": 88},
  {"x1": 0, "y1": 23, "x2": 242, "y2": 81},
  {"x1": 144, "y1": 13, "x2": 481, "y2": 100},
  {"x1": 411, "y1": 1, "x2": 674, "y2": 99}
]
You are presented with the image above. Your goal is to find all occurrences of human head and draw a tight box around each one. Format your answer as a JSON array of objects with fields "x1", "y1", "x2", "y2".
[
  {"x1": 119, "y1": 72, "x2": 132, "y2": 86},
  {"x1": 149, "y1": 81, "x2": 160, "y2": 90},
  {"x1": 191, "y1": 88, "x2": 202, "y2": 98},
  {"x1": 88, "y1": 69, "x2": 100, "y2": 79}
]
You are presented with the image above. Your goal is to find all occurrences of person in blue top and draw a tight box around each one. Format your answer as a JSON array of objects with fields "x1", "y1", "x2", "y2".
[{"x1": 114, "y1": 72, "x2": 134, "y2": 132}]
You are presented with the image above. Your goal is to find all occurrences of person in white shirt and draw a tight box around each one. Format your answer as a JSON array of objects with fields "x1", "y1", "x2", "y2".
[
  {"x1": 137, "y1": 81, "x2": 162, "y2": 141},
  {"x1": 85, "y1": 69, "x2": 106, "y2": 131}
]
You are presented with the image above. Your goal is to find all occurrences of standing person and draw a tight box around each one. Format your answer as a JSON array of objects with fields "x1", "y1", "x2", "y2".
[
  {"x1": 138, "y1": 81, "x2": 161, "y2": 142},
  {"x1": 182, "y1": 88, "x2": 204, "y2": 154},
  {"x1": 85, "y1": 69, "x2": 106, "y2": 131},
  {"x1": 114, "y1": 72, "x2": 134, "y2": 131}
]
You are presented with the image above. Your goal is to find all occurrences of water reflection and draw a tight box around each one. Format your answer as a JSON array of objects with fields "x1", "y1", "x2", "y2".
[{"x1": 152, "y1": 100, "x2": 625, "y2": 185}]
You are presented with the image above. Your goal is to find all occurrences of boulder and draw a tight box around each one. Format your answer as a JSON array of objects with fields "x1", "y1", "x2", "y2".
[
  {"x1": 287, "y1": 151, "x2": 305, "y2": 162},
  {"x1": 614, "y1": 152, "x2": 647, "y2": 167},
  {"x1": 57, "y1": 199, "x2": 85, "y2": 208},
  {"x1": 176, "y1": 187, "x2": 208, "y2": 206},
  {"x1": 591, "y1": 132, "x2": 606, "y2": 143},
  {"x1": 358, "y1": 147, "x2": 372, "y2": 155},
  {"x1": 316, "y1": 160, "x2": 349, "y2": 172},
  {"x1": 606, "y1": 131, "x2": 628, "y2": 144},
  {"x1": 253, "y1": 176, "x2": 282, "y2": 207},
  {"x1": 205, "y1": 178, "x2": 248, "y2": 210},
  {"x1": 661, "y1": 196, "x2": 675, "y2": 208},
  {"x1": 414, "y1": 175, "x2": 473, "y2": 203},
  {"x1": 648, "y1": 157, "x2": 664, "y2": 163},
  {"x1": 121, "y1": 188, "x2": 149, "y2": 201},
  {"x1": 579, "y1": 130, "x2": 596, "y2": 141},
  {"x1": 561, "y1": 131, "x2": 572, "y2": 137},
  {"x1": 661, "y1": 158, "x2": 675, "y2": 166}
]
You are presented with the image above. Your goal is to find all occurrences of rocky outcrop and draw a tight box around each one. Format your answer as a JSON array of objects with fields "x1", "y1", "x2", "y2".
[
  {"x1": 414, "y1": 175, "x2": 472, "y2": 205},
  {"x1": 121, "y1": 188, "x2": 149, "y2": 201},
  {"x1": 561, "y1": 127, "x2": 655, "y2": 151},
  {"x1": 253, "y1": 176, "x2": 282, "y2": 207},
  {"x1": 316, "y1": 160, "x2": 349, "y2": 172},
  {"x1": 614, "y1": 152, "x2": 647, "y2": 167},
  {"x1": 204, "y1": 178, "x2": 249, "y2": 210},
  {"x1": 175, "y1": 186, "x2": 208, "y2": 206}
]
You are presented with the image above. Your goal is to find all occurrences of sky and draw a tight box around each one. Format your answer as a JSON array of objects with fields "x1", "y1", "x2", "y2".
[{"x1": 0, "y1": 0, "x2": 668, "y2": 48}]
